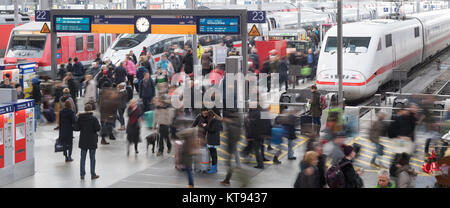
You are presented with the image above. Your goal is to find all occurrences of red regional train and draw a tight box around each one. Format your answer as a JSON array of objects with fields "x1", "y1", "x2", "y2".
[
  {"x1": 3, "y1": 21, "x2": 116, "y2": 77},
  {"x1": 0, "y1": 10, "x2": 31, "y2": 57}
]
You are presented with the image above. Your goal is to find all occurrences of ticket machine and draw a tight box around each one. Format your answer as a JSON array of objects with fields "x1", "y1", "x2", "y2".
[
  {"x1": 13, "y1": 99, "x2": 35, "y2": 180},
  {"x1": 0, "y1": 104, "x2": 15, "y2": 186},
  {"x1": 17, "y1": 63, "x2": 36, "y2": 99}
]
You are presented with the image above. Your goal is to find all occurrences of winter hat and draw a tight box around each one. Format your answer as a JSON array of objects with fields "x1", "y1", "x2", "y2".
[
  {"x1": 342, "y1": 145, "x2": 354, "y2": 156},
  {"x1": 103, "y1": 70, "x2": 107, "y2": 75}
]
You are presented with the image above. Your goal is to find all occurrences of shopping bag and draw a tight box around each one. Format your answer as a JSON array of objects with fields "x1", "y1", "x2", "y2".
[{"x1": 54, "y1": 138, "x2": 64, "y2": 153}]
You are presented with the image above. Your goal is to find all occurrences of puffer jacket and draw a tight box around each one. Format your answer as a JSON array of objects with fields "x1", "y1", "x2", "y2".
[{"x1": 154, "y1": 104, "x2": 175, "y2": 126}]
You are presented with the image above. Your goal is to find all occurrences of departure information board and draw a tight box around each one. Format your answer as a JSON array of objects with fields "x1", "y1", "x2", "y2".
[
  {"x1": 92, "y1": 15, "x2": 135, "y2": 33},
  {"x1": 196, "y1": 16, "x2": 240, "y2": 34},
  {"x1": 54, "y1": 15, "x2": 91, "y2": 33},
  {"x1": 151, "y1": 15, "x2": 196, "y2": 34}
]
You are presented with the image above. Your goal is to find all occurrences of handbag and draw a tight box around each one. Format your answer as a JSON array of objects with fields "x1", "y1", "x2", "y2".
[{"x1": 54, "y1": 138, "x2": 64, "y2": 152}]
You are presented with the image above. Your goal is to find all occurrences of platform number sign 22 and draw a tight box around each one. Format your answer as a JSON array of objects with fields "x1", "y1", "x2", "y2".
[
  {"x1": 248, "y1": 11, "x2": 266, "y2": 24},
  {"x1": 35, "y1": 10, "x2": 50, "y2": 22}
]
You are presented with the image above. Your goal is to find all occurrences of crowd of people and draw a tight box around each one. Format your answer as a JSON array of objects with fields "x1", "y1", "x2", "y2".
[{"x1": 7, "y1": 33, "x2": 448, "y2": 188}]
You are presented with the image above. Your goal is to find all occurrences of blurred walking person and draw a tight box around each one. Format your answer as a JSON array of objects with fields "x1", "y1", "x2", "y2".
[
  {"x1": 340, "y1": 145, "x2": 364, "y2": 188},
  {"x1": 59, "y1": 100, "x2": 76, "y2": 162},
  {"x1": 117, "y1": 83, "x2": 128, "y2": 131},
  {"x1": 126, "y1": 99, "x2": 142, "y2": 155},
  {"x1": 369, "y1": 112, "x2": 387, "y2": 168},
  {"x1": 99, "y1": 84, "x2": 120, "y2": 144},
  {"x1": 83, "y1": 74, "x2": 97, "y2": 110},
  {"x1": 294, "y1": 151, "x2": 321, "y2": 188},
  {"x1": 154, "y1": 96, "x2": 175, "y2": 156},
  {"x1": 74, "y1": 104, "x2": 101, "y2": 180}
]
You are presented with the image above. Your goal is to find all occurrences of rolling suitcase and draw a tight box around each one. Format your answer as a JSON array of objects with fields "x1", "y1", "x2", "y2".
[
  {"x1": 174, "y1": 139, "x2": 185, "y2": 170},
  {"x1": 195, "y1": 147, "x2": 210, "y2": 173},
  {"x1": 143, "y1": 111, "x2": 154, "y2": 128}
]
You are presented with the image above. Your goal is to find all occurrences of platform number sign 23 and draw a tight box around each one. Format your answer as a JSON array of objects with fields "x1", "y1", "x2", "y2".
[
  {"x1": 247, "y1": 11, "x2": 266, "y2": 24},
  {"x1": 35, "y1": 10, "x2": 50, "y2": 22}
]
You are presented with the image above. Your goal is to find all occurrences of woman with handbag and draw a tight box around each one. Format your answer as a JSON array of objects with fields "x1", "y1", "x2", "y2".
[
  {"x1": 126, "y1": 99, "x2": 143, "y2": 155},
  {"x1": 59, "y1": 100, "x2": 76, "y2": 162}
]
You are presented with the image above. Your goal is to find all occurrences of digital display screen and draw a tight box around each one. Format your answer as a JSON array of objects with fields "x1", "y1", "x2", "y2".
[
  {"x1": 197, "y1": 16, "x2": 240, "y2": 34},
  {"x1": 54, "y1": 15, "x2": 92, "y2": 33}
]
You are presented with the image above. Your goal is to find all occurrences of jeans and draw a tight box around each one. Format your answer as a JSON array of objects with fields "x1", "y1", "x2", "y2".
[
  {"x1": 74, "y1": 76, "x2": 84, "y2": 97},
  {"x1": 80, "y1": 148, "x2": 96, "y2": 177},
  {"x1": 288, "y1": 139, "x2": 295, "y2": 158},
  {"x1": 158, "y1": 124, "x2": 171, "y2": 153},
  {"x1": 371, "y1": 143, "x2": 383, "y2": 163},
  {"x1": 117, "y1": 107, "x2": 126, "y2": 126},
  {"x1": 101, "y1": 122, "x2": 114, "y2": 138},
  {"x1": 185, "y1": 165, "x2": 194, "y2": 186},
  {"x1": 312, "y1": 117, "x2": 321, "y2": 127}
]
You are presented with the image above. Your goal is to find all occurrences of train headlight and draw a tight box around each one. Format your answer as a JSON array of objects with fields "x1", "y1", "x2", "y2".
[
  {"x1": 351, "y1": 74, "x2": 362, "y2": 80},
  {"x1": 319, "y1": 73, "x2": 330, "y2": 80}
]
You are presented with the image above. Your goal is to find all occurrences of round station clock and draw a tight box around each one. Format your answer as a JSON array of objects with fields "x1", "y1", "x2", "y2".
[{"x1": 135, "y1": 16, "x2": 150, "y2": 33}]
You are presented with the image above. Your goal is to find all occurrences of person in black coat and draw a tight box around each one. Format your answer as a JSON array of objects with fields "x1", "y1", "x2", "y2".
[
  {"x1": 278, "y1": 56, "x2": 289, "y2": 91},
  {"x1": 244, "y1": 106, "x2": 265, "y2": 169},
  {"x1": 139, "y1": 72, "x2": 155, "y2": 111},
  {"x1": 126, "y1": 99, "x2": 142, "y2": 155},
  {"x1": 114, "y1": 61, "x2": 128, "y2": 85},
  {"x1": 59, "y1": 100, "x2": 76, "y2": 162},
  {"x1": 340, "y1": 145, "x2": 364, "y2": 188},
  {"x1": 312, "y1": 142, "x2": 327, "y2": 188},
  {"x1": 72, "y1": 57, "x2": 85, "y2": 97},
  {"x1": 73, "y1": 104, "x2": 101, "y2": 180},
  {"x1": 204, "y1": 110, "x2": 222, "y2": 174},
  {"x1": 67, "y1": 57, "x2": 73, "y2": 73},
  {"x1": 182, "y1": 49, "x2": 194, "y2": 74}
]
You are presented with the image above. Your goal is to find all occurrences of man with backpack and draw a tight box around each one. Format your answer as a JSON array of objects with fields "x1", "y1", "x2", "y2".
[{"x1": 310, "y1": 85, "x2": 323, "y2": 136}]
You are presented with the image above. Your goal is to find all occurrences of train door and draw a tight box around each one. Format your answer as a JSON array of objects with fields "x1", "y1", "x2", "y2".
[
  {"x1": 100, "y1": 34, "x2": 105, "y2": 54},
  {"x1": 56, "y1": 36, "x2": 63, "y2": 64},
  {"x1": 106, "y1": 35, "x2": 112, "y2": 50}
]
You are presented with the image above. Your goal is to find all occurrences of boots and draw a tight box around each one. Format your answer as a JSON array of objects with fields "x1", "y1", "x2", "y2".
[
  {"x1": 207, "y1": 165, "x2": 217, "y2": 174},
  {"x1": 101, "y1": 137, "x2": 110, "y2": 145},
  {"x1": 109, "y1": 134, "x2": 116, "y2": 140},
  {"x1": 273, "y1": 156, "x2": 281, "y2": 164}
]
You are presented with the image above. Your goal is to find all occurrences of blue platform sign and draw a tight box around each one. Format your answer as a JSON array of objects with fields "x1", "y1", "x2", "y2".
[
  {"x1": 247, "y1": 11, "x2": 266, "y2": 24},
  {"x1": 35, "y1": 10, "x2": 50, "y2": 22},
  {"x1": 196, "y1": 16, "x2": 240, "y2": 34},
  {"x1": 394, "y1": 8, "x2": 399, "y2": 12},
  {"x1": 54, "y1": 15, "x2": 92, "y2": 33},
  {"x1": 383, "y1": 8, "x2": 389, "y2": 12}
]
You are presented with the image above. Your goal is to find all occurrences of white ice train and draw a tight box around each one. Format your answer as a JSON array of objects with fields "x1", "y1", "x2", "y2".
[
  {"x1": 316, "y1": 9, "x2": 450, "y2": 100},
  {"x1": 103, "y1": 34, "x2": 238, "y2": 66}
]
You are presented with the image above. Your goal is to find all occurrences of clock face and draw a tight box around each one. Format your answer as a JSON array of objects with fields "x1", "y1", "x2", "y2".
[{"x1": 136, "y1": 17, "x2": 150, "y2": 33}]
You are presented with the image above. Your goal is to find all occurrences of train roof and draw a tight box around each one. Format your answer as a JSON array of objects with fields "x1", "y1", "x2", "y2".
[
  {"x1": 0, "y1": 10, "x2": 31, "y2": 24},
  {"x1": 325, "y1": 18, "x2": 420, "y2": 37}
]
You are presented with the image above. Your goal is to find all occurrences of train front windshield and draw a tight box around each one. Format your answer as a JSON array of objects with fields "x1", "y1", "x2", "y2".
[
  {"x1": 325, "y1": 37, "x2": 371, "y2": 53},
  {"x1": 112, "y1": 34, "x2": 147, "y2": 50},
  {"x1": 9, "y1": 35, "x2": 46, "y2": 51}
]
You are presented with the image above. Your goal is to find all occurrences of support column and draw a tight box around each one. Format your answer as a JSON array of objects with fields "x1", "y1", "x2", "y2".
[{"x1": 337, "y1": 0, "x2": 343, "y2": 106}]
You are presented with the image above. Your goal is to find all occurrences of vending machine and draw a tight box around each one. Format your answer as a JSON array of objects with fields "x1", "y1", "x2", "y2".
[
  {"x1": 0, "y1": 104, "x2": 15, "y2": 186},
  {"x1": 13, "y1": 99, "x2": 35, "y2": 180}
]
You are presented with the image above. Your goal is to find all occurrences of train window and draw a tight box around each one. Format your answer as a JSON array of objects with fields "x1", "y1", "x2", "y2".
[
  {"x1": 385, "y1": 34, "x2": 392, "y2": 48},
  {"x1": 57, "y1": 37, "x2": 61, "y2": 50},
  {"x1": 87, "y1": 35, "x2": 94, "y2": 51},
  {"x1": 9, "y1": 36, "x2": 46, "y2": 51},
  {"x1": 325, "y1": 36, "x2": 371, "y2": 53},
  {"x1": 414, "y1": 27, "x2": 420, "y2": 38},
  {"x1": 112, "y1": 34, "x2": 146, "y2": 50},
  {"x1": 76, "y1": 37, "x2": 83, "y2": 51}
]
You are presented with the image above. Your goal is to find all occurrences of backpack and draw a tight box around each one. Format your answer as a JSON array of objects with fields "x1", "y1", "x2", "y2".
[
  {"x1": 320, "y1": 95, "x2": 328, "y2": 110},
  {"x1": 326, "y1": 160, "x2": 351, "y2": 188}
]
